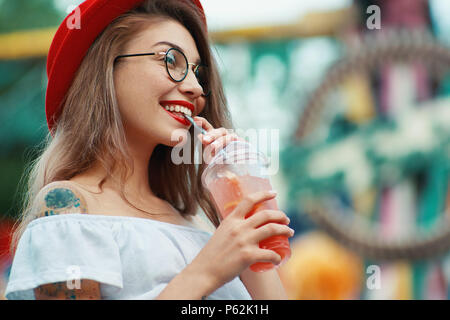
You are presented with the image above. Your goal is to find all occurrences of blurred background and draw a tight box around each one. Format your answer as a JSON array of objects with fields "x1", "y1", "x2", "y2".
[{"x1": 1, "y1": 0, "x2": 449, "y2": 299}]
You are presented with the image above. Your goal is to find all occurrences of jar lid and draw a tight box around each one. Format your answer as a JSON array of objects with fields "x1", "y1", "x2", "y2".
[
  {"x1": 201, "y1": 141, "x2": 270, "y2": 188},
  {"x1": 209, "y1": 141, "x2": 268, "y2": 166}
]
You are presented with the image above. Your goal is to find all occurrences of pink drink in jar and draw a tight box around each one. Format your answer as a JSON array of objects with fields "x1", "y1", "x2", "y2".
[{"x1": 202, "y1": 141, "x2": 291, "y2": 272}]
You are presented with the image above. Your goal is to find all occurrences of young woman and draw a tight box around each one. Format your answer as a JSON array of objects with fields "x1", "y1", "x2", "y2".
[{"x1": 5, "y1": 0, "x2": 294, "y2": 300}]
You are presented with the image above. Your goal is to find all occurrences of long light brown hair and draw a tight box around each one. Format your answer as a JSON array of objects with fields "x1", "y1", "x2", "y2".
[{"x1": 11, "y1": 0, "x2": 232, "y2": 254}]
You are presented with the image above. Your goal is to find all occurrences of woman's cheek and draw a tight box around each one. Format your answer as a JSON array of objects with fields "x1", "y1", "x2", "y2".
[{"x1": 195, "y1": 97, "x2": 207, "y2": 116}]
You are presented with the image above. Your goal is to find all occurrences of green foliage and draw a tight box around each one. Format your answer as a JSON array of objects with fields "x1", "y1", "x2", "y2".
[
  {"x1": 0, "y1": 0, "x2": 61, "y2": 217},
  {"x1": 0, "y1": 60, "x2": 48, "y2": 156},
  {"x1": 0, "y1": 152, "x2": 27, "y2": 218},
  {"x1": 0, "y1": 0, "x2": 62, "y2": 33},
  {"x1": 281, "y1": 105, "x2": 450, "y2": 206}
]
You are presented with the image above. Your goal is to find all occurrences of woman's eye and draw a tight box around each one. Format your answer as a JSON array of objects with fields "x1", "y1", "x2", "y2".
[{"x1": 166, "y1": 53, "x2": 176, "y2": 67}]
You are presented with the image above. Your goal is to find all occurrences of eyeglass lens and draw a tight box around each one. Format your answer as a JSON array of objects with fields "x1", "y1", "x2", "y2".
[{"x1": 165, "y1": 48, "x2": 210, "y2": 95}]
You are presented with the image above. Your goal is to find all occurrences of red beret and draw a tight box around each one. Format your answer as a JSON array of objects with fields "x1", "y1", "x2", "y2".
[{"x1": 45, "y1": 0, "x2": 206, "y2": 132}]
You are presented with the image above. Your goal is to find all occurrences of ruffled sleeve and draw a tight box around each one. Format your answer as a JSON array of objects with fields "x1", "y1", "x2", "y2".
[{"x1": 5, "y1": 215, "x2": 123, "y2": 300}]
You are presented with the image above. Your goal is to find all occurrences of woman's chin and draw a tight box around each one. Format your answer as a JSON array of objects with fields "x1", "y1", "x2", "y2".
[{"x1": 164, "y1": 129, "x2": 190, "y2": 148}]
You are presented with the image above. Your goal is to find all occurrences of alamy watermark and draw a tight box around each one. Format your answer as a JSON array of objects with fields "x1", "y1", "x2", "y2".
[
  {"x1": 366, "y1": 265, "x2": 381, "y2": 290},
  {"x1": 66, "y1": 5, "x2": 81, "y2": 30},
  {"x1": 169, "y1": 127, "x2": 280, "y2": 176},
  {"x1": 366, "y1": 5, "x2": 381, "y2": 30},
  {"x1": 66, "y1": 265, "x2": 81, "y2": 290}
]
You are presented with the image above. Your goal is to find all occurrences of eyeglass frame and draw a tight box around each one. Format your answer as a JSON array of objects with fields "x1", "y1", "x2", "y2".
[{"x1": 114, "y1": 47, "x2": 211, "y2": 97}]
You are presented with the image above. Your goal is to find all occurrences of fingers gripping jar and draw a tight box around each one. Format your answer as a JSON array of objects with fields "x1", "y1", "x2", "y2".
[{"x1": 202, "y1": 141, "x2": 291, "y2": 272}]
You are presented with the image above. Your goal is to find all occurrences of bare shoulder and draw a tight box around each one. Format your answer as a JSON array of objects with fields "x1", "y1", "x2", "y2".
[{"x1": 35, "y1": 180, "x2": 89, "y2": 217}]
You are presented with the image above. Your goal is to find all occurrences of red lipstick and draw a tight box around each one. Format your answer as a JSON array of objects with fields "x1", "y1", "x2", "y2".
[{"x1": 160, "y1": 100, "x2": 194, "y2": 126}]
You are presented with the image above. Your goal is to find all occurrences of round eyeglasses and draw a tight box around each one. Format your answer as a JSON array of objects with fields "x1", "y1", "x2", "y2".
[{"x1": 114, "y1": 47, "x2": 210, "y2": 97}]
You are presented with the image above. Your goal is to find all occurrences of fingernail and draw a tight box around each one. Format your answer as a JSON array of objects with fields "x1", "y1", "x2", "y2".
[
  {"x1": 268, "y1": 190, "x2": 277, "y2": 195},
  {"x1": 203, "y1": 135, "x2": 213, "y2": 142}
]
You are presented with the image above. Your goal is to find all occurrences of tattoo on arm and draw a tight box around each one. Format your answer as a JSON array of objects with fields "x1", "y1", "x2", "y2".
[
  {"x1": 40, "y1": 186, "x2": 88, "y2": 216},
  {"x1": 34, "y1": 280, "x2": 101, "y2": 300}
]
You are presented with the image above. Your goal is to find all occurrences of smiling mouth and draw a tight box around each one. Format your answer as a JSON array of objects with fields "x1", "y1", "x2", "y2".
[
  {"x1": 160, "y1": 104, "x2": 191, "y2": 126},
  {"x1": 161, "y1": 104, "x2": 192, "y2": 117}
]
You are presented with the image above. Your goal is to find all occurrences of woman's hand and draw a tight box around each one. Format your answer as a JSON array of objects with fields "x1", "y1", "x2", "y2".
[
  {"x1": 189, "y1": 190, "x2": 295, "y2": 290},
  {"x1": 193, "y1": 116, "x2": 245, "y2": 162}
]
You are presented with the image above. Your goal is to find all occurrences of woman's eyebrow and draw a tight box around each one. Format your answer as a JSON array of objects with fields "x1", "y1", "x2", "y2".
[{"x1": 153, "y1": 41, "x2": 201, "y2": 64}]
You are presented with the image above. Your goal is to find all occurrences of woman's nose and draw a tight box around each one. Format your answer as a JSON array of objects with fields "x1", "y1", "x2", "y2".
[{"x1": 178, "y1": 67, "x2": 204, "y2": 98}]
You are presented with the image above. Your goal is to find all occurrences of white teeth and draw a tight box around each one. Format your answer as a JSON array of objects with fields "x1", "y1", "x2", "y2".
[{"x1": 163, "y1": 105, "x2": 192, "y2": 117}]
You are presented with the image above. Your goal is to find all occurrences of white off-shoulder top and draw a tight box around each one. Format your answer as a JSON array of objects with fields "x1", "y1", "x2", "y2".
[{"x1": 5, "y1": 214, "x2": 252, "y2": 300}]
